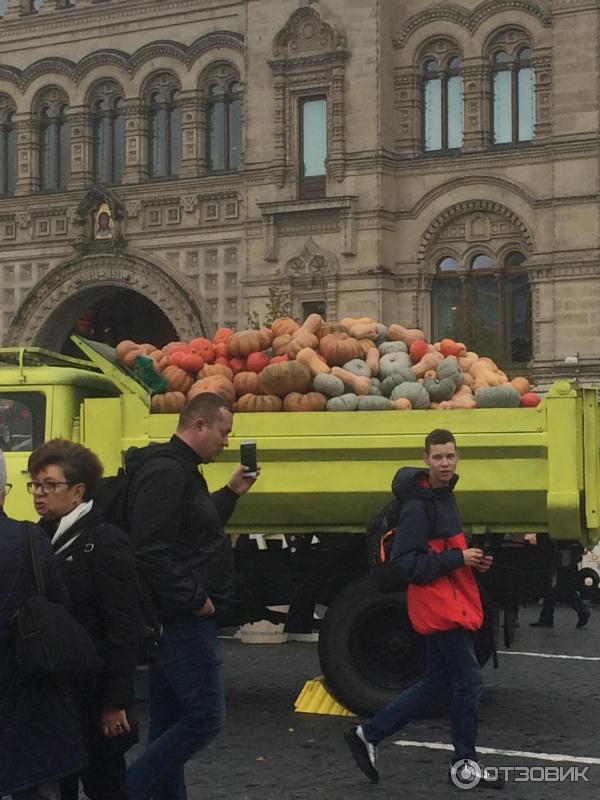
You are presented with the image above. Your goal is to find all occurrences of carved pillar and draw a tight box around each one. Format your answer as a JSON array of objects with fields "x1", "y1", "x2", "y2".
[
  {"x1": 263, "y1": 214, "x2": 277, "y2": 262},
  {"x1": 13, "y1": 113, "x2": 38, "y2": 196},
  {"x1": 271, "y1": 73, "x2": 287, "y2": 188},
  {"x1": 394, "y1": 66, "x2": 421, "y2": 158},
  {"x1": 196, "y1": 95, "x2": 208, "y2": 175},
  {"x1": 122, "y1": 99, "x2": 148, "y2": 185},
  {"x1": 461, "y1": 63, "x2": 492, "y2": 151},
  {"x1": 328, "y1": 65, "x2": 346, "y2": 182},
  {"x1": 178, "y1": 91, "x2": 199, "y2": 179},
  {"x1": 67, "y1": 106, "x2": 94, "y2": 190},
  {"x1": 532, "y1": 53, "x2": 552, "y2": 140}
]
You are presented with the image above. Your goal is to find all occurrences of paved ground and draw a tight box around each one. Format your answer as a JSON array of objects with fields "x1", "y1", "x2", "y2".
[{"x1": 128, "y1": 602, "x2": 600, "y2": 799}]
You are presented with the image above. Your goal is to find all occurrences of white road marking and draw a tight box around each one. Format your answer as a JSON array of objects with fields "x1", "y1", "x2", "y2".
[
  {"x1": 498, "y1": 650, "x2": 600, "y2": 662},
  {"x1": 392, "y1": 740, "x2": 600, "y2": 764}
]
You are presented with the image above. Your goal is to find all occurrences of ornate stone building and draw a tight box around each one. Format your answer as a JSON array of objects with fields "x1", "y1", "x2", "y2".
[{"x1": 0, "y1": 0, "x2": 598, "y2": 380}]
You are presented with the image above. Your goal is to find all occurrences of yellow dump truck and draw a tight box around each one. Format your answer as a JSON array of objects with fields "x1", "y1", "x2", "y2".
[{"x1": 1, "y1": 335, "x2": 598, "y2": 713}]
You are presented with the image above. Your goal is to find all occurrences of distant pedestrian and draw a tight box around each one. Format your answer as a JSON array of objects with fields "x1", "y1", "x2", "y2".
[
  {"x1": 527, "y1": 534, "x2": 591, "y2": 629},
  {"x1": 28, "y1": 439, "x2": 141, "y2": 800},
  {"x1": 0, "y1": 451, "x2": 87, "y2": 800},
  {"x1": 344, "y1": 429, "x2": 503, "y2": 789},
  {"x1": 126, "y1": 393, "x2": 259, "y2": 800}
]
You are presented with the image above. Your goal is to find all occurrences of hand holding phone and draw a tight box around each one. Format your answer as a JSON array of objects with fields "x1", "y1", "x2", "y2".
[{"x1": 240, "y1": 440, "x2": 257, "y2": 477}]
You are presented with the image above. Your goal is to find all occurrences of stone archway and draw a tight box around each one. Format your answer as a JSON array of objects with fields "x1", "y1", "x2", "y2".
[{"x1": 7, "y1": 251, "x2": 214, "y2": 351}]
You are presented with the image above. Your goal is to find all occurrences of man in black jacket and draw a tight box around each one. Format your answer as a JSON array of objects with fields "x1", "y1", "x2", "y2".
[{"x1": 126, "y1": 392, "x2": 257, "y2": 800}]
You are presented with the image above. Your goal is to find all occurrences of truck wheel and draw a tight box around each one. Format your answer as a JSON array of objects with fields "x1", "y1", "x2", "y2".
[
  {"x1": 579, "y1": 567, "x2": 599, "y2": 597},
  {"x1": 317, "y1": 573, "x2": 426, "y2": 716}
]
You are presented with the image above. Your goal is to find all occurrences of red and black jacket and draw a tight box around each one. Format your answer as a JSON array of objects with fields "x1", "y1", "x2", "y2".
[{"x1": 388, "y1": 467, "x2": 483, "y2": 636}]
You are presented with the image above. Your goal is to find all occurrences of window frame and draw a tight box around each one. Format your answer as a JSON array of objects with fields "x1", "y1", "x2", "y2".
[
  {"x1": 422, "y1": 55, "x2": 464, "y2": 153},
  {"x1": 491, "y1": 46, "x2": 535, "y2": 146},
  {"x1": 92, "y1": 92, "x2": 125, "y2": 186},
  {"x1": 298, "y1": 94, "x2": 328, "y2": 200},
  {"x1": 206, "y1": 79, "x2": 242, "y2": 173}
]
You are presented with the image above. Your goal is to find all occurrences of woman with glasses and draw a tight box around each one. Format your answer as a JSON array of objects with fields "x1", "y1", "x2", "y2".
[{"x1": 28, "y1": 439, "x2": 141, "y2": 800}]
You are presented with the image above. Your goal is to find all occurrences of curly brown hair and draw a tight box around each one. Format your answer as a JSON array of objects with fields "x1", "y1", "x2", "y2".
[{"x1": 28, "y1": 439, "x2": 104, "y2": 500}]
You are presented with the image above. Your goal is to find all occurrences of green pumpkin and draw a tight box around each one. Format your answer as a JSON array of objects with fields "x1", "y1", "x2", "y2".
[
  {"x1": 390, "y1": 382, "x2": 431, "y2": 409},
  {"x1": 313, "y1": 373, "x2": 345, "y2": 397},
  {"x1": 357, "y1": 395, "x2": 392, "y2": 411},
  {"x1": 423, "y1": 376, "x2": 456, "y2": 402},
  {"x1": 380, "y1": 368, "x2": 417, "y2": 397},
  {"x1": 343, "y1": 358, "x2": 372, "y2": 378},
  {"x1": 326, "y1": 393, "x2": 359, "y2": 411},
  {"x1": 437, "y1": 357, "x2": 464, "y2": 389},
  {"x1": 379, "y1": 352, "x2": 412, "y2": 379},
  {"x1": 475, "y1": 385, "x2": 521, "y2": 408},
  {"x1": 378, "y1": 341, "x2": 408, "y2": 356}
]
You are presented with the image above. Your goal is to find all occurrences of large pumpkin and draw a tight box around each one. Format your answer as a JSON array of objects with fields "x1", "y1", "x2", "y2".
[
  {"x1": 201, "y1": 363, "x2": 234, "y2": 381},
  {"x1": 319, "y1": 333, "x2": 362, "y2": 366},
  {"x1": 258, "y1": 361, "x2": 312, "y2": 398},
  {"x1": 283, "y1": 392, "x2": 327, "y2": 412},
  {"x1": 187, "y1": 376, "x2": 235, "y2": 406},
  {"x1": 233, "y1": 371, "x2": 261, "y2": 398},
  {"x1": 271, "y1": 317, "x2": 300, "y2": 338},
  {"x1": 228, "y1": 328, "x2": 273, "y2": 358},
  {"x1": 151, "y1": 391, "x2": 187, "y2": 414},
  {"x1": 235, "y1": 394, "x2": 283, "y2": 413},
  {"x1": 162, "y1": 366, "x2": 193, "y2": 394}
]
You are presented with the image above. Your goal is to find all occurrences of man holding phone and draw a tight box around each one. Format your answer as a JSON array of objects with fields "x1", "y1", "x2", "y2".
[{"x1": 127, "y1": 393, "x2": 258, "y2": 800}]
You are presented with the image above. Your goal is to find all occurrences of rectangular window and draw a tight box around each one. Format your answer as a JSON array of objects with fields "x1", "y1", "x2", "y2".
[
  {"x1": 208, "y1": 102, "x2": 225, "y2": 171},
  {"x1": 517, "y1": 67, "x2": 535, "y2": 141},
  {"x1": 299, "y1": 97, "x2": 327, "y2": 199},
  {"x1": 447, "y1": 76, "x2": 464, "y2": 149},
  {"x1": 493, "y1": 71, "x2": 512, "y2": 144},
  {"x1": 424, "y1": 79, "x2": 442, "y2": 151}
]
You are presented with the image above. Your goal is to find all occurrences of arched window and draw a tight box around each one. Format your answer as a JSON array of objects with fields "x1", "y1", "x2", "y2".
[
  {"x1": 0, "y1": 95, "x2": 16, "y2": 196},
  {"x1": 432, "y1": 250, "x2": 531, "y2": 365},
  {"x1": 492, "y1": 40, "x2": 535, "y2": 144},
  {"x1": 90, "y1": 81, "x2": 125, "y2": 185},
  {"x1": 36, "y1": 88, "x2": 70, "y2": 192},
  {"x1": 204, "y1": 65, "x2": 242, "y2": 172},
  {"x1": 145, "y1": 74, "x2": 181, "y2": 179},
  {"x1": 423, "y1": 55, "x2": 464, "y2": 152}
]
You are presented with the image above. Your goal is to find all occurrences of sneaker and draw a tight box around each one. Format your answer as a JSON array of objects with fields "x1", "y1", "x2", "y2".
[
  {"x1": 577, "y1": 611, "x2": 591, "y2": 628},
  {"x1": 529, "y1": 620, "x2": 553, "y2": 628},
  {"x1": 449, "y1": 760, "x2": 504, "y2": 790},
  {"x1": 344, "y1": 725, "x2": 379, "y2": 783}
]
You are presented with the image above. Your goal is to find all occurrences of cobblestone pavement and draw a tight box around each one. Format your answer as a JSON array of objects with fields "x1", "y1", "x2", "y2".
[{"x1": 128, "y1": 603, "x2": 600, "y2": 799}]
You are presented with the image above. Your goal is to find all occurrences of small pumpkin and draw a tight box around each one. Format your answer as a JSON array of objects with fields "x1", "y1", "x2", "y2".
[
  {"x1": 163, "y1": 365, "x2": 193, "y2": 394},
  {"x1": 326, "y1": 393, "x2": 359, "y2": 412},
  {"x1": 163, "y1": 341, "x2": 189, "y2": 355},
  {"x1": 357, "y1": 395, "x2": 391, "y2": 411},
  {"x1": 189, "y1": 338, "x2": 215, "y2": 363},
  {"x1": 391, "y1": 398, "x2": 412, "y2": 411},
  {"x1": 423, "y1": 376, "x2": 456, "y2": 402},
  {"x1": 380, "y1": 369, "x2": 417, "y2": 397},
  {"x1": 246, "y1": 352, "x2": 270, "y2": 373},
  {"x1": 116, "y1": 340, "x2": 139, "y2": 363},
  {"x1": 319, "y1": 333, "x2": 362, "y2": 366},
  {"x1": 235, "y1": 393, "x2": 283, "y2": 413},
  {"x1": 259, "y1": 361, "x2": 312, "y2": 398},
  {"x1": 390, "y1": 382, "x2": 431, "y2": 409},
  {"x1": 379, "y1": 352, "x2": 412, "y2": 379},
  {"x1": 271, "y1": 317, "x2": 300, "y2": 338},
  {"x1": 378, "y1": 341, "x2": 408, "y2": 356},
  {"x1": 283, "y1": 392, "x2": 327, "y2": 412},
  {"x1": 178, "y1": 352, "x2": 205, "y2": 374},
  {"x1": 229, "y1": 357, "x2": 247, "y2": 375},
  {"x1": 287, "y1": 333, "x2": 319, "y2": 359},
  {"x1": 201, "y1": 363, "x2": 234, "y2": 381},
  {"x1": 213, "y1": 327, "x2": 235, "y2": 345},
  {"x1": 343, "y1": 359, "x2": 371, "y2": 378},
  {"x1": 234, "y1": 371, "x2": 261, "y2": 398},
  {"x1": 151, "y1": 391, "x2": 187, "y2": 414},
  {"x1": 437, "y1": 357, "x2": 464, "y2": 388},
  {"x1": 330, "y1": 367, "x2": 372, "y2": 396},
  {"x1": 313, "y1": 373, "x2": 345, "y2": 397},
  {"x1": 272, "y1": 335, "x2": 293, "y2": 355},
  {"x1": 122, "y1": 347, "x2": 144, "y2": 369},
  {"x1": 409, "y1": 339, "x2": 430, "y2": 363},
  {"x1": 520, "y1": 392, "x2": 542, "y2": 407},
  {"x1": 510, "y1": 377, "x2": 530, "y2": 396}
]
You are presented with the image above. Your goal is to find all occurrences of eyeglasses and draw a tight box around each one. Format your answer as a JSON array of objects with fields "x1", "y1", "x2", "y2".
[
  {"x1": 4, "y1": 483, "x2": 12, "y2": 495},
  {"x1": 26, "y1": 480, "x2": 71, "y2": 495}
]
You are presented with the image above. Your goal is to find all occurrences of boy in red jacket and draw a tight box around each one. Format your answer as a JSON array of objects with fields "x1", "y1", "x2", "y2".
[{"x1": 344, "y1": 429, "x2": 502, "y2": 789}]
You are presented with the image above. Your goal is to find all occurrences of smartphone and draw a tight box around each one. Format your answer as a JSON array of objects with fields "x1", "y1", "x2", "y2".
[{"x1": 240, "y1": 440, "x2": 257, "y2": 477}]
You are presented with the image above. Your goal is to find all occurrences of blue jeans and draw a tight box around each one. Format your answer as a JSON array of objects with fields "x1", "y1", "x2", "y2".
[
  {"x1": 127, "y1": 617, "x2": 225, "y2": 800},
  {"x1": 362, "y1": 627, "x2": 483, "y2": 762}
]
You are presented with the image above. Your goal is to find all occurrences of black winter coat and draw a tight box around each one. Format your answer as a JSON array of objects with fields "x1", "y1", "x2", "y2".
[
  {"x1": 126, "y1": 436, "x2": 238, "y2": 618},
  {"x1": 0, "y1": 510, "x2": 87, "y2": 794},
  {"x1": 43, "y1": 506, "x2": 141, "y2": 711}
]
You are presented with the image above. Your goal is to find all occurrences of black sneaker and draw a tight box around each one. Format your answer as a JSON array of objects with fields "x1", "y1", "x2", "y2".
[
  {"x1": 529, "y1": 620, "x2": 553, "y2": 628},
  {"x1": 344, "y1": 725, "x2": 379, "y2": 783},
  {"x1": 449, "y1": 760, "x2": 504, "y2": 790},
  {"x1": 577, "y1": 611, "x2": 591, "y2": 628}
]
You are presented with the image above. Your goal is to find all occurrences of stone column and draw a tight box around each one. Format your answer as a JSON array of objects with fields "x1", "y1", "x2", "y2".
[
  {"x1": 178, "y1": 90, "x2": 199, "y2": 179},
  {"x1": 328, "y1": 64, "x2": 346, "y2": 182},
  {"x1": 532, "y1": 51, "x2": 552, "y2": 140},
  {"x1": 122, "y1": 99, "x2": 149, "y2": 184},
  {"x1": 394, "y1": 66, "x2": 421, "y2": 158},
  {"x1": 461, "y1": 62, "x2": 492, "y2": 151},
  {"x1": 271, "y1": 72, "x2": 287, "y2": 188},
  {"x1": 67, "y1": 106, "x2": 94, "y2": 189},
  {"x1": 13, "y1": 112, "x2": 38, "y2": 195},
  {"x1": 196, "y1": 95, "x2": 208, "y2": 175}
]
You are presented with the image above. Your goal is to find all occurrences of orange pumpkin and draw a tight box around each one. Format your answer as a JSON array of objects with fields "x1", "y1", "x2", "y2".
[
  {"x1": 151, "y1": 391, "x2": 187, "y2": 414},
  {"x1": 115, "y1": 340, "x2": 139, "y2": 363},
  {"x1": 259, "y1": 361, "x2": 312, "y2": 398},
  {"x1": 387, "y1": 324, "x2": 425, "y2": 347},
  {"x1": 228, "y1": 328, "x2": 273, "y2": 358},
  {"x1": 316, "y1": 323, "x2": 347, "y2": 340},
  {"x1": 235, "y1": 394, "x2": 283, "y2": 413},
  {"x1": 201, "y1": 363, "x2": 234, "y2": 381},
  {"x1": 409, "y1": 339, "x2": 430, "y2": 363},
  {"x1": 189, "y1": 337, "x2": 215, "y2": 363},
  {"x1": 283, "y1": 392, "x2": 327, "y2": 412},
  {"x1": 246, "y1": 352, "x2": 270, "y2": 373},
  {"x1": 319, "y1": 333, "x2": 362, "y2": 366},
  {"x1": 270, "y1": 354, "x2": 289, "y2": 365},
  {"x1": 122, "y1": 348, "x2": 144, "y2": 369},
  {"x1": 178, "y1": 352, "x2": 204, "y2": 374},
  {"x1": 214, "y1": 342, "x2": 229, "y2": 359},
  {"x1": 272, "y1": 334, "x2": 293, "y2": 355},
  {"x1": 520, "y1": 392, "x2": 541, "y2": 407},
  {"x1": 229, "y1": 357, "x2": 247, "y2": 375},
  {"x1": 287, "y1": 333, "x2": 319, "y2": 360},
  {"x1": 271, "y1": 317, "x2": 300, "y2": 338},
  {"x1": 188, "y1": 376, "x2": 235, "y2": 406},
  {"x1": 233, "y1": 371, "x2": 261, "y2": 398},
  {"x1": 214, "y1": 328, "x2": 234, "y2": 345},
  {"x1": 163, "y1": 341, "x2": 189, "y2": 355},
  {"x1": 163, "y1": 365, "x2": 193, "y2": 394}
]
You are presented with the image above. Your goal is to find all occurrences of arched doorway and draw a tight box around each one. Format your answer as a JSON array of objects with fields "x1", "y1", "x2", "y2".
[{"x1": 7, "y1": 252, "x2": 215, "y2": 352}]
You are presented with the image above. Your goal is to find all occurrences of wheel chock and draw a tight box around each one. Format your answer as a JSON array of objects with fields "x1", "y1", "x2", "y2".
[{"x1": 294, "y1": 677, "x2": 355, "y2": 717}]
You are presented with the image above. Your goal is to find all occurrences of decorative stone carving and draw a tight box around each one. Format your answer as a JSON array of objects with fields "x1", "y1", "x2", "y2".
[
  {"x1": 273, "y1": 6, "x2": 345, "y2": 60},
  {"x1": 284, "y1": 237, "x2": 338, "y2": 278}
]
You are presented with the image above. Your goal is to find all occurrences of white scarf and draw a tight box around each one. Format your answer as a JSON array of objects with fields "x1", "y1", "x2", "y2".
[{"x1": 51, "y1": 499, "x2": 94, "y2": 556}]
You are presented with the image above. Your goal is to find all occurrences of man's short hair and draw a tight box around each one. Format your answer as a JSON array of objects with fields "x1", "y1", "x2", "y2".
[
  {"x1": 0, "y1": 450, "x2": 6, "y2": 495},
  {"x1": 425, "y1": 428, "x2": 456, "y2": 454},
  {"x1": 178, "y1": 392, "x2": 232, "y2": 430}
]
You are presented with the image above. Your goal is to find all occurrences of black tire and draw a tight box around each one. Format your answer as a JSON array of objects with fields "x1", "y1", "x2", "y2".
[
  {"x1": 579, "y1": 567, "x2": 599, "y2": 598},
  {"x1": 318, "y1": 573, "x2": 426, "y2": 716}
]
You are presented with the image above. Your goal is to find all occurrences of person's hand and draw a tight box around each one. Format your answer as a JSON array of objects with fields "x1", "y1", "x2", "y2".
[
  {"x1": 463, "y1": 548, "x2": 485, "y2": 568},
  {"x1": 473, "y1": 555, "x2": 493, "y2": 573},
  {"x1": 227, "y1": 464, "x2": 260, "y2": 496},
  {"x1": 101, "y1": 708, "x2": 130, "y2": 738},
  {"x1": 524, "y1": 533, "x2": 538, "y2": 546},
  {"x1": 194, "y1": 597, "x2": 215, "y2": 617}
]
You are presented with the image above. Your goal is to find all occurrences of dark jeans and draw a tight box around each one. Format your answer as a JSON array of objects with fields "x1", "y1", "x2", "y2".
[
  {"x1": 539, "y1": 567, "x2": 588, "y2": 624},
  {"x1": 13, "y1": 782, "x2": 60, "y2": 800},
  {"x1": 60, "y1": 754, "x2": 126, "y2": 800},
  {"x1": 363, "y1": 627, "x2": 483, "y2": 762},
  {"x1": 127, "y1": 617, "x2": 225, "y2": 800}
]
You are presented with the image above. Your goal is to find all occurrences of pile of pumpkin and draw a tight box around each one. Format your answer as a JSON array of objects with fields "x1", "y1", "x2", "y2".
[{"x1": 115, "y1": 314, "x2": 541, "y2": 413}]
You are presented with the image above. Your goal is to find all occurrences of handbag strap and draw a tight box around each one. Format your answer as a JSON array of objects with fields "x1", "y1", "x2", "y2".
[{"x1": 25, "y1": 523, "x2": 46, "y2": 596}]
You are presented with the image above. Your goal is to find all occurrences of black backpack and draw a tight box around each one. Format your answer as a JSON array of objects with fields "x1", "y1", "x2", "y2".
[{"x1": 366, "y1": 496, "x2": 436, "y2": 570}]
